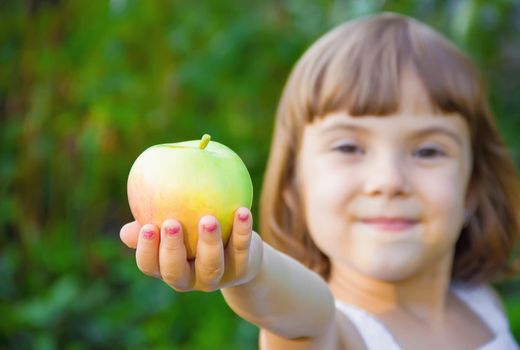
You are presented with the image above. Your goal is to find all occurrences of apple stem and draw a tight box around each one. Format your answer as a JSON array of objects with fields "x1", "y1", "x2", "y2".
[{"x1": 199, "y1": 134, "x2": 211, "y2": 150}]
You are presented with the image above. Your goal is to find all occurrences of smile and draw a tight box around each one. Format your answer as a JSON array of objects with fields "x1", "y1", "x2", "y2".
[{"x1": 360, "y1": 217, "x2": 418, "y2": 232}]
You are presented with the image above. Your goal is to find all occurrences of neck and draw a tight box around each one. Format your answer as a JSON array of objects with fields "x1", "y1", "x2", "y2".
[{"x1": 329, "y1": 253, "x2": 454, "y2": 328}]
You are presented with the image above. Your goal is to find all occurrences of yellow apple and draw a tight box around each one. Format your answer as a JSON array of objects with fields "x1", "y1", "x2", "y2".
[{"x1": 127, "y1": 134, "x2": 253, "y2": 259}]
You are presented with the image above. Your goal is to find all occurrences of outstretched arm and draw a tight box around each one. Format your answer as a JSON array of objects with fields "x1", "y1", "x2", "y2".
[{"x1": 221, "y1": 243, "x2": 335, "y2": 340}]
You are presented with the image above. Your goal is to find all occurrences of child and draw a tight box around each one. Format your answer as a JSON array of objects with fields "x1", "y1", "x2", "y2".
[{"x1": 120, "y1": 12, "x2": 520, "y2": 349}]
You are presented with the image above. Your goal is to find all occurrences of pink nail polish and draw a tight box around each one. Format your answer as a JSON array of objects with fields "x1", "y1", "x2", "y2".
[
  {"x1": 203, "y1": 222, "x2": 217, "y2": 233},
  {"x1": 143, "y1": 229, "x2": 155, "y2": 239},
  {"x1": 165, "y1": 225, "x2": 179, "y2": 235},
  {"x1": 238, "y1": 212, "x2": 249, "y2": 222}
]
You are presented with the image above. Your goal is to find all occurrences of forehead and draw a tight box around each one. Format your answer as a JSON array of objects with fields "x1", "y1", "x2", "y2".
[{"x1": 397, "y1": 68, "x2": 437, "y2": 114}]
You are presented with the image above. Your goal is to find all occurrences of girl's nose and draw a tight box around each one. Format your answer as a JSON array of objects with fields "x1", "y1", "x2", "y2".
[{"x1": 363, "y1": 154, "x2": 411, "y2": 198}]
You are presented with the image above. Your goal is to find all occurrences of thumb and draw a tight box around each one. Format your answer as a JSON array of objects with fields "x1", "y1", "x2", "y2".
[{"x1": 120, "y1": 221, "x2": 141, "y2": 249}]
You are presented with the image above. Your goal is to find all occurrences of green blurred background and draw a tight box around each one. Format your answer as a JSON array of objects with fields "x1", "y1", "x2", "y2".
[{"x1": 1, "y1": 0, "x2": 519, "y2": 349}]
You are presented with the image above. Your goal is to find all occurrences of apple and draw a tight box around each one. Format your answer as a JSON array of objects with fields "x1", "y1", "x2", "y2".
[{"x1": 127, "y1": 134, "x2": 253, "y2": 259}]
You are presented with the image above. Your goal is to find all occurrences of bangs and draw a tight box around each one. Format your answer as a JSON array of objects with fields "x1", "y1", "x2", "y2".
[{"x1": 296, "y1": 13, "x2": 484, "y2": 124}]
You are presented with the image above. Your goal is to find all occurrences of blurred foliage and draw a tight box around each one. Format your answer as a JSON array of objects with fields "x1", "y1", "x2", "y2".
[{"x1": 1, "y1": 0, "x2": 519, "y2": 349}]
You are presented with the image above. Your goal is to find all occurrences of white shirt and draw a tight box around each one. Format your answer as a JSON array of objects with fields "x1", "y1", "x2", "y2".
[{"x1": 335, "y1": 284, "x2": 519, "y2": 350}]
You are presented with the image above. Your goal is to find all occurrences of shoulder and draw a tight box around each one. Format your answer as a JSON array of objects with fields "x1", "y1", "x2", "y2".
[
  {"x1": 452, "y1": 282, "x2": 505, "y2": 311},
  {"x1": 452, "y1": 283, "x2": 520, "y2": 349},
  {"x1": 259, "y1": 309, "x2": 366, "y2": 350},
  {"x1": 451, "y1": 282, "x2": 509, "y2": 330}
]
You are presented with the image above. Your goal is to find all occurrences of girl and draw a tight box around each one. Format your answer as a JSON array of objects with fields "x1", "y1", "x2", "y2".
[{"x1": 120, "y1": 13, "x2": 520, "y2": 349}]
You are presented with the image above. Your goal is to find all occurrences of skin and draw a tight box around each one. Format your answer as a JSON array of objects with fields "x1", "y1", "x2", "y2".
[{"x1": 119, "y1": 70, "x2": 495, "y2": 349}]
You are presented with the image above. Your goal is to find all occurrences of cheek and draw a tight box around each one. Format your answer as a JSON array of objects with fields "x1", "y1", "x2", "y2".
[
  {"x1": 419, "y1": 171, "x2": 468, "y2": 241},
  {"x1": 300, "y1": 167, "x2": 357, "y2": 253},
  {"x1": 302, "y1": 163, "x2": 357, "y2": 215}
]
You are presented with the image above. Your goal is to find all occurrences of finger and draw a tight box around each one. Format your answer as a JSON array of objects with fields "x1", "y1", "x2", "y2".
[
  {"x1": 120, "y1": 221, "x2": 141, "y2": 249},
  {"x1": 135, "y1": 224, "x2": 160, "y2": 278},
  {"x1": 195, "y1": 216, "x2": 224, "y2": 291},
  {"x1": 159, "y1": 219, "x2": 193, "y2": 290},
  {"x1": 226, "y1": 207, "x2": 253, "y2": 279}
]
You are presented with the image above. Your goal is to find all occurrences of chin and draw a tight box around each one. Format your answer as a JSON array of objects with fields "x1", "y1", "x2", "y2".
[
  {"x1": 371, "y1": 269, "x2": 419, "y2": 282},
  {"x1": 358, "y1": 255, "x2": 423, "y2": 282}
]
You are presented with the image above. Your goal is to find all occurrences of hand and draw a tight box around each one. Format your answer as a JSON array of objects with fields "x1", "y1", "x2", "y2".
[{"x1": 119, "y1": 207, "x2": 263, "y2": 292}]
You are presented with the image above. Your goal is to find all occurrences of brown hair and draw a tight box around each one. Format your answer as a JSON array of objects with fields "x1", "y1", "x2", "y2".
[{"x1": 259, "y1": 12, "x2": 520, "y2": 284}]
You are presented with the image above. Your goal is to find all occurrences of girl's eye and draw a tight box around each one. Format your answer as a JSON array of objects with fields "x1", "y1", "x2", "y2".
[
  {"x1": 414, "y1": 146, "x2": 446, "y2": 158},
  {"x1": 333, "y1": 143, "x2": 363, "y2": 155}
]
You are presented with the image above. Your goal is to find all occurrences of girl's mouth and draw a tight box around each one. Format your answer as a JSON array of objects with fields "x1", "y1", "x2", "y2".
[{"x1": 360, "y1": 217, "x2": 418, "y2": 232}]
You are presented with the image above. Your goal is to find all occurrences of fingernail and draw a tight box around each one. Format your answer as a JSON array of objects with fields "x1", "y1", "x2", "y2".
[
  {"x1": 238, "y1": 211, "x2": 249, "y2": 222},
  {"x1": 203, "y1": 222, "x2": 217, "y2": 233},
  {"x1": 165, "y1": 225, "x2": 179, "y2": 235},
  {"x1": 143, "y1": 229, "x2": 155, "y2": 239}
]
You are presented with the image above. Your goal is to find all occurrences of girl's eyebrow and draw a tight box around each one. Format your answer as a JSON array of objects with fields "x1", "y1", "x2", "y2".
[
  {"x1": 412, "y1": 127, "x2": 464, "y2": 147},
  {"x1": 319, "y1": 123, "x2": 370, "y2": 135},
  {"x1": 319, "y1": 121, "x2": 464, "y2": 146}
]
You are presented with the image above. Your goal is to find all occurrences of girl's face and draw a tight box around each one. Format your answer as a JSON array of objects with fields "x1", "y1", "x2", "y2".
[{"x1": 297, "y1": 73, "x2": 473, "y2": 282}]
